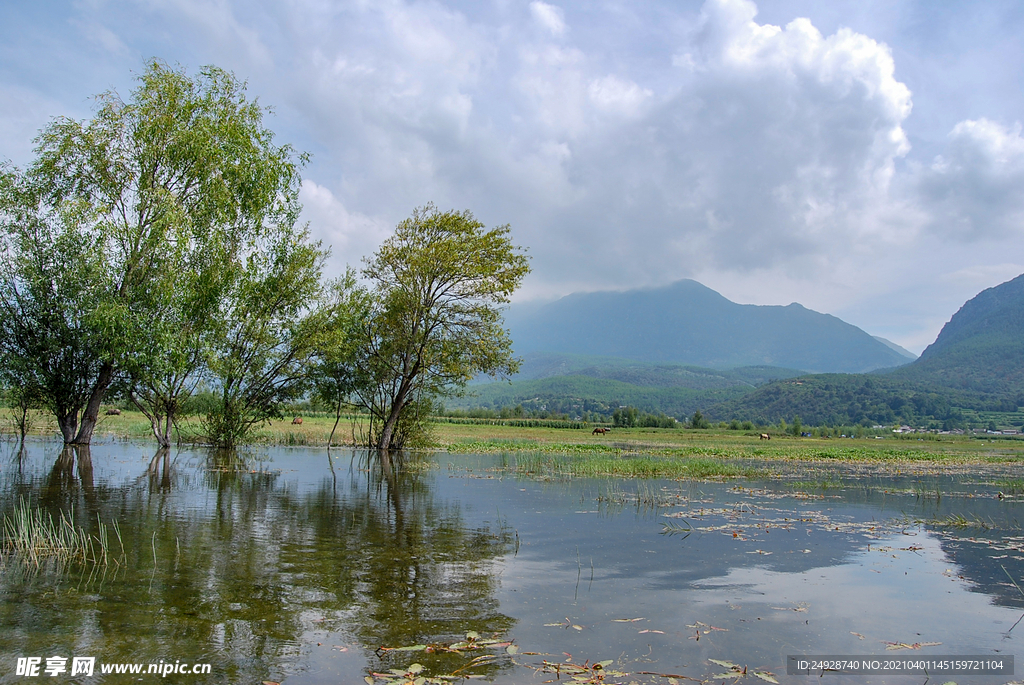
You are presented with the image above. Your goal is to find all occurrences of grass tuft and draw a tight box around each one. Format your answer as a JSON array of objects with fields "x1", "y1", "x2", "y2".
[{"x1": 2, "y1": 499, "x2": 124, "y2": 569}]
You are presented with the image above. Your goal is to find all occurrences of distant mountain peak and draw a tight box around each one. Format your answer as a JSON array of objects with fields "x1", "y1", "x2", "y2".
[
  {"x1": 872, "y1": 336, "x2": 917, "y2": 360},
  {"x1": 505, "y1": 279, "x2": 911, "y2": 374}
]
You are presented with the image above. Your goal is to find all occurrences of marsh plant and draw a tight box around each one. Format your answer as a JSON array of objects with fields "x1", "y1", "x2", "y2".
[{"x1": 1, "y1": 499, "x2": 124, "y2": 569}]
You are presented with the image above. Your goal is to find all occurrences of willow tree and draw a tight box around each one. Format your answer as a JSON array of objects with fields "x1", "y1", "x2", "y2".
[
  {"x1": 0, "y1": 60, "x2": 303, "y2": 444},
  {"x1": 356, "y1": 205, "x2": 530, "y2": 451},
  {"x1": 202, "y1": 223, "x2": 331, "y2": 449},
  {"x1": 0, "y1": 174, "x2": 108, "y2": 443}
]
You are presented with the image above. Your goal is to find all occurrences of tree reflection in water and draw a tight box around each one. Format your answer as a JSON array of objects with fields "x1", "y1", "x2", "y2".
[{"x1": 0, "y1": 444, "x2": 515, "y2": 683}]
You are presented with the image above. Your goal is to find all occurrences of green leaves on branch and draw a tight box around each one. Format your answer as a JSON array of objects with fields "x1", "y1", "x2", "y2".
[
  {"x1": 1, "y1": 60, "x2": 308, "y2": 445},
  {"x1": 354, "y1": 204, "x2": 530, "y2": 451}
]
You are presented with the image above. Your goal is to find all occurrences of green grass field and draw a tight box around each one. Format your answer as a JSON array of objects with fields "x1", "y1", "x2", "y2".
[{"x1": 6, "y1": 408, "x2": 1023, "y2": 475}]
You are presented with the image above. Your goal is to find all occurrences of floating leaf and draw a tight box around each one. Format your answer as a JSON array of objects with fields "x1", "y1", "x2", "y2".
[
  {"x1": 612, "y1": 617, "x2": 645, "y2": 622},
  {"x1": 407, "y1": 664, "x2": 424, "y2": 675},
  {"x1": 754, "y1": 671, "x2": 779, "y2": 683},
  {"x1": 883, "y1": 641, "x2": 941, "y2": 651},
  {"x1": 709, "y1": 659, "x2": 740, "y2": 669},
  {"x1": 381, "y1": 644, "x2": 428, "y2": 653},
  {"x1": 506, "y1": 645, "x2": 519, "y2": 655},
  {"x1": 571, "y1": 624, "x2": 583, "y2": 631},
  {"x1": 465, "y1": 631, "x2": 480, "y2": 641}
]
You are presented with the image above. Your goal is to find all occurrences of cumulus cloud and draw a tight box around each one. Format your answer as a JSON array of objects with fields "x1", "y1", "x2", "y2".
[
  {"x1": 522, "y1": 0, "x2": 916, "y2": 285},
  {"x1": 299, "y1": 180, "x2": 392, "y2": 274},
  {"x1": 5, "y1": 0, "x2": 1024, "y2": 350},
  {"x1": 917, "y1": 118, "x2": 1024, "y2": 240},
  {"x1": 530, "y1": 2, "x2": 567, "y2": 36}
]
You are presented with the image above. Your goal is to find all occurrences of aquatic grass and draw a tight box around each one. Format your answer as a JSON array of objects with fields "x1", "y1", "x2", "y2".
[
  {"x1": 927, "y1": 513, "x2": 991, "y2": 529},
  {"x1": 511, "y1": 452, "x2": 753, "y2": 479},
  {"x1": 993, "y1": 478, "x2": 1024, "y2": 494},
  {"x1": 791, "y1": 476, "x2": 845, "y2": 490},
  {"x1": 446, "y1": 438, "x2": 542, "y2": 453},
  {"x1": 2, "y1": 500, "x2": 124, "y2": 569}
]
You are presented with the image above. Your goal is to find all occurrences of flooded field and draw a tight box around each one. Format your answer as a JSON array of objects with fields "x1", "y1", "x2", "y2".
[{"x1": 1, "y1": 439, "x2": 1023, "y2": 684}]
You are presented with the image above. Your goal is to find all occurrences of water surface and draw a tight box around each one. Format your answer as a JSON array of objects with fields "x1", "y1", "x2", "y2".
[{"x1": 1, "y1": 440, "x2": 1022, "y2": 684}]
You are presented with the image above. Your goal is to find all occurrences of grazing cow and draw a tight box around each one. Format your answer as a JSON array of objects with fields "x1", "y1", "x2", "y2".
[
  {"x1": 105, "y1": 408, "x2": 121, "y2": 416},
  {"x1": 592, "y1": 427, "x2": 608, "y2": 435},
  {"x1": 292, "y1": 416, "x2": 303, "y2": 425},
  {"x1": 759, "y1": 433, "x2": 770, "y2": 440}
]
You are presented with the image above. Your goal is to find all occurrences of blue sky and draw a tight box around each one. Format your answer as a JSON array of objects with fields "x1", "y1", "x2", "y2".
[{"x1": 2, "y1": 0, "x2": 1023, "y2": 353}]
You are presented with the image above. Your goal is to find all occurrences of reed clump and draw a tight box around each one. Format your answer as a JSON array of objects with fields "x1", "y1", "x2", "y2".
[{"x1": 2, "y1": 500, "x2": 124, "y2": 569}]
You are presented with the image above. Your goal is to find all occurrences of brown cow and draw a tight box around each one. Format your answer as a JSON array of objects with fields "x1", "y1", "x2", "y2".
[
  {"x1": 759, "y1": 433, "x2": 770, "y2": 440},
  {"x1": 292, "y1": 416, "x2": 303, "y2": 425},
  {"x1": 592, "y1": 427, "x2": 608, "y2": 435}
]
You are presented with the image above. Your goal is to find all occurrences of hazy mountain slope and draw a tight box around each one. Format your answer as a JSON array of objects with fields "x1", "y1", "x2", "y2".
[
  {"x1": 506, "y1": 280, "x2": 910, "y2": 373},
  {"x1": 891, "y1": 273, "x2": 1024, "y2": 395},
  {"x1": 710, "y1": 273, "x2": 1024, "y2": 425},
  {"x1": 504, "y1": 352, "x2": 806, "y2": 388},
  {"x1": 873, "y1": 336, "x2": 917, "y2": 360}
]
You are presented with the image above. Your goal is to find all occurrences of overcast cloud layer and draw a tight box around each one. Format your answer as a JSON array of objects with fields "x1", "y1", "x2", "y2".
[{"x1": 2, "y1": 0, "x2": 1023, "y2": 353}]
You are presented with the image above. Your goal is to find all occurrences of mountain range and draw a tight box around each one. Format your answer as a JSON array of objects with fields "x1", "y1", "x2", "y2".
[
  {"x1": 455, "y1": 274, "x2": 1024, "y2": 428},
  {"x1": 716, "y1": 273, "x2": 1024, "y2": 426},
  {"x1": 504, "y1": 279, "x2": 913, "y2": 373}
]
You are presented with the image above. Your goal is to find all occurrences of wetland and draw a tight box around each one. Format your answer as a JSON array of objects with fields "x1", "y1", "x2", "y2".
[{"x1": 2, "y1": 437, "x2": 1024, "y2": 684}]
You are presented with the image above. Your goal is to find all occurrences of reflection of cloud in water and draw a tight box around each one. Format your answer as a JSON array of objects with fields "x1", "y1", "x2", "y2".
[
  {"x1": 498, "y1": 529, "x2": 1019, "y2": 681},
  {"x1": 684, "y1": 531, "x2": 1018, "y2": 663}
]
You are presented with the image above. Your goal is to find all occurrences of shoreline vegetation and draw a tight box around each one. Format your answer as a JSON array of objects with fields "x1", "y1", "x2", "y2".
[{"x1": 5, "y1": 408, "x2": 1023, "y2": 478}]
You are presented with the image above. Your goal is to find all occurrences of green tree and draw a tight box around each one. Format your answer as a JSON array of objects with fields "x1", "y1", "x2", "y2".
[
  {"x1": 791, "y1": 415, "x2": 803, "y2": 436},
  {"x1": 0, "y1": 176, "x2": 110, "y2": 443},
  {"x1": 309, "y1": 272, "x2": 373, "y2": 447},
  {"x1": 613, "y1": 406, "x2": 639, "y2": 427},
  {"x1": 355, "y1": 205, "x2": 530, "y2": 451},
  {"x1": 202, "y1": 223, "x2": 330, "y2": 448},
  {"x1": 690, "y1": 409, "x2": 709, "y2": 429},
  {"x1": 1, "y1": 60, "x2": 303, "y2": 445}
]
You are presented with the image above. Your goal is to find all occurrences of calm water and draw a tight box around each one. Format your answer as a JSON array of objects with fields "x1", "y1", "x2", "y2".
[{"x1": 1, "y1": 439, "x2": 1023, "y2": 684}]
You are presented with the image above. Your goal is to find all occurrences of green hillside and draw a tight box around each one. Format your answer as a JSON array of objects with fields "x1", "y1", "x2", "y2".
[
  {"x1": 501, "y1": 352, "x2": 805, "y2": 389},
  {"x1": 448, "y1": 374, "x2": 750, "y2": 420},
  {"x1": 709, "y1": 273, "x2": 1024, "y2": 427},
  {"x1": 891, "y1": 272, "x2": 1024, "y2": 395}
]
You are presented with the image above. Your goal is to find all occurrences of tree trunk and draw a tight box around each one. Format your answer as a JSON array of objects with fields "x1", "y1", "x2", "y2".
[
  {"x1": 128, "y1": 389, "x2": 172, "y2": 448},
  {"x1": 377, "y1": 381, "x2": 412, "y2": 451},
  {"x1": 329, "y1": 396, "x2": 343, "y2": 448},
  {"x1": 57, "y1": 410, "x2": 79, "y2": 444},
  {"x1": 73, "y1": 362, "x2": 114, "y2": 445}
]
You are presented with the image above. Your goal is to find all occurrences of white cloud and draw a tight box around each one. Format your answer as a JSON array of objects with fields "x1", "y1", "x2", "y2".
[
  {"x1": 530, "y1": 2, "x2": 566, "y2": 36},
  {"x1": 299, "y1": 180, "x2": 391, "y2": 274},
  {"x1": 4, "y1": 0, "x2": 1024, "y2": 350},
  {"x1": 917, "y1": 118, "x2": 1024, "y2": 240},
  {"x1": 587, "y1": 75, "x2": 652, "y2": 116}
]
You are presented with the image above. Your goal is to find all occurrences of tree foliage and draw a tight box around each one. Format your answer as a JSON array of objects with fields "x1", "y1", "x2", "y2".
[
  {"x1": 0, "y1": 60, "x2": 304, "y2": 444},
  {"x1": 0, "y1": 173, "x2": 110, "y2": 442},
  {"x1": 202, "y1": 223, "x2": 331, "y2": 448},
  {"x1": 354, "y1": 205, "x2": 530, "y2": 450}
]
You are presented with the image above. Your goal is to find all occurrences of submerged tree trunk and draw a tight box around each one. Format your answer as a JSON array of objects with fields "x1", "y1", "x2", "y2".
[
  {"x1": 329, "y1": 396, "x2": 344, "y2": 448},
  {"x1": 376, "y1": 377, "x2": 414, "y2": 451},
  {"x1": 130, "y1": 390, "x2": 174, "y2": 448},
  {"x1": 73, "y1": 362, "x2": 114, "y2": 445},
  {"x1": 56, "y1": 410, "x2": 80, "y2": 444}
]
